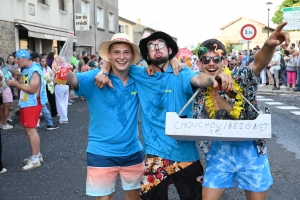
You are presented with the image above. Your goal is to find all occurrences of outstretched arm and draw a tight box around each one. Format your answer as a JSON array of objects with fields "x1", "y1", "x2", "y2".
[{"x1": 252, "y1": 22, "x2": 290, "y2": 76}]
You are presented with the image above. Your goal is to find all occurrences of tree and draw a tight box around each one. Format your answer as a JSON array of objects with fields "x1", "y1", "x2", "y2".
[
  {"x1": 191, "y1": 42, "x2": 202, "y2": 56},
  {"x1": 272, "y1": 0, "x2": 300, "y2": 24}
]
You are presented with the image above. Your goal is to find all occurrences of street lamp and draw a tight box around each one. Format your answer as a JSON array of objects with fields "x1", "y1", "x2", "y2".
[{"x1": 265, "y1": 2, "x2": 273, "y2": 38}]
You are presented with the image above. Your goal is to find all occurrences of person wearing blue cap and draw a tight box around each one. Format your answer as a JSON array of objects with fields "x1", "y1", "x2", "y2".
[{"x1": 5, "y1": 49, "x2": 48, "y2": 171}]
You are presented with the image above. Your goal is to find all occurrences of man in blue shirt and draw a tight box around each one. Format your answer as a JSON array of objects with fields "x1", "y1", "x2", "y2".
[
  {"x1": 96, "y1": 31, "x2": 233, "y2": 200},
  {"x1": 53, "y1": 33, "x2": 144, "y2": 200}
]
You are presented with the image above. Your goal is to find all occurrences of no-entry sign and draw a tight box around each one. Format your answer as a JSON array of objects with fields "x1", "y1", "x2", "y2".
[{"x1": 240, "y1": 24, "x2": 257, "y2": 41}]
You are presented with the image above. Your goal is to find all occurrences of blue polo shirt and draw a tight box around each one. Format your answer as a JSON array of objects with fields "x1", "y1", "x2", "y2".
[
  {"x1": 74, "y1": 69, "x2": 142, "y2": 156},
  {"x1": 129, "y1": 65, "x2": 199, "y2": 162}
]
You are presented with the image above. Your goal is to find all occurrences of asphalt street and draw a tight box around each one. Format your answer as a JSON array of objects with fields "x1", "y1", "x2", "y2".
[{"x1": 0, "y1": 94, "x2": 300, "y2": 200}]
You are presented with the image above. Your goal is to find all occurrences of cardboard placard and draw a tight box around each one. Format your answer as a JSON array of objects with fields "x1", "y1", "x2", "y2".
[{"x1": 165, "y1": 112, "x2": 271, "y2": 141}]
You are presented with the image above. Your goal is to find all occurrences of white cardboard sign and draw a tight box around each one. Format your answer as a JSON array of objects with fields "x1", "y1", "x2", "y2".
[{"x1": 165, "y1": 112, "x2": 271, "y2": 141}]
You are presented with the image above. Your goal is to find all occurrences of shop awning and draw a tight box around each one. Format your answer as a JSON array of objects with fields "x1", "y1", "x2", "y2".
[{"x1": 19, "y1": 24, "x2": 77, "y2": 42}]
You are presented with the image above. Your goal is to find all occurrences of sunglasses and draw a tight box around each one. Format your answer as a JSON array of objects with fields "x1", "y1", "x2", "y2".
[
  {"x1": 147, "y1": 41, "x2": 166, "y2": 51},
  {"x1": 200, "y1": 56, "x2": 224, "y2": 64}
]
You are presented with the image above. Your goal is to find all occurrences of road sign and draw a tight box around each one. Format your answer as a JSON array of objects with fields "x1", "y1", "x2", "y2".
[
  {"x1": 281, "y1": 6, "x2": 300, "y2": 12},
  {"x1": 240, "y1": 24, "x2": 257, "y2": 41}
]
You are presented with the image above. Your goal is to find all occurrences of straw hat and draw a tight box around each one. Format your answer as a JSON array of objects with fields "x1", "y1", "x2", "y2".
[{"x1": 99, "y1": 33, "x2": 141, "y2": 64}]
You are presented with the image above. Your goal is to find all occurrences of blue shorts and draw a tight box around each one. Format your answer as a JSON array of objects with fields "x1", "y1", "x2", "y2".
[
  {"x1": 203, "y1": 141, "x2": 273, "y2": 192},
  {"x1": 86, "y1": 151, "x2": 145, "y2": 197}
]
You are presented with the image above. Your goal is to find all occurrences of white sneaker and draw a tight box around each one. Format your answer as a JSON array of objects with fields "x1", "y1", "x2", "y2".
[
  {"x1": 68, "y1": 102, "x2": 72, "y2": 106},
  {"x1": 21, "y1": 159, "x2": 41, "y2": 171},
  {"x1": 23, "y1": 154, "x2": 44, "y2": 164},
  {"x1": 37, "y1": 119, "x2": 40, "y2": 127},
  {"x1": 259, "y1": 84, "x2": 266, "y2": 87},
  {"x1": 280, "y1": 85, "x2": 287, "y2": 89},
  {"x1": 0, "y1": 168, "x2": 7, "y2": 173},
  {"x1": 2, "y1": 124, "x2": 13, "y2": 130}
]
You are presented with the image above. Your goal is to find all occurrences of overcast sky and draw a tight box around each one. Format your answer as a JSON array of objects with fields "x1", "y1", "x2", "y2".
[{"x1": 119, "y1": 0, "x2": 283, "y2": 48}]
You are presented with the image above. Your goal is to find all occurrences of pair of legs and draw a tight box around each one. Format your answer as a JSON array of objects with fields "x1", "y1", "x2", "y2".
[
  {"x1": 55, "y1": 84, "x2": 69, "y2": 122},
  {"x1": 273, "y1": 69, "x2": 280, "y2": 88},
  {"x1": 20, "y1": 99, "x2": 43, "y2": 171},
  {"x1": 0, "y1": 87, "x2": 13, "y2": 127},
  {"x1": 140, "y1": 155, "x2": 203, "y2": 200},
  {"x1": 286, "y1": 71, "x2": 297, "y2": 90},
  {"x1": 202, "y1": 188, "x2": 266, "y2": 200},
  {"x1": 87, "y1": 151, "x2": 144, "y2": 200},
  {"x1": 266, "y1": 69, "x2": 274, "y2": 87},
  {"x1": 202, "y1": 141, "x2": 273, "y2": 200}
]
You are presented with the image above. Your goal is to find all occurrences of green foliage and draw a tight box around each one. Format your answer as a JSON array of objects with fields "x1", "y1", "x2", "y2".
[
  {"x1": 225, "y1": 42, "x2": 232, "y2": 54},
  {"x1": 272, "y1": 0, "x2": 300, "y2": 24},
  {"x1": 192, "y1": 42, "x2": 202, "y2": 56}
]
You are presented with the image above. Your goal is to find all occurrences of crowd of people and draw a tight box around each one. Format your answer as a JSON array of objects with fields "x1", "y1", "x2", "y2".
[{"x1": 0, "y1": 21, "x2": 292, "y2": 200}]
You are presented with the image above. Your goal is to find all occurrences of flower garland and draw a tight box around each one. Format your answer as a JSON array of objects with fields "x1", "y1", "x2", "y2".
[{"x1": 204, "y1": 67, "x2": 244, "y2": 119}]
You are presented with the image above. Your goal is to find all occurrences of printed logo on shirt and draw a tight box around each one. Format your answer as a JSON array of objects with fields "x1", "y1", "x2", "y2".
[
  {"x1": 165, "y1": 89, "x2": 172, "y2": 93},
  {"x1": 131, "y1": 91, "x2": 137, "y2": 95}
]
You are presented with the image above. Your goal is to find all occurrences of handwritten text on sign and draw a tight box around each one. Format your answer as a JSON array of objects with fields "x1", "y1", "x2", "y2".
[{"x1": 165, "y1": 112, "x2": 271, "y2": 141}]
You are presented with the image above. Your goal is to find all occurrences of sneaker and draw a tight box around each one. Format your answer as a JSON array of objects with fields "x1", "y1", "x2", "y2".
[
  {"x1": 272, "y1": 87, "x2": 280, "y2": 90},
  {"x1": 47, "y1": 125, "x2": 59, "y2": 131},
  {"x1": 68, "y1": 102, "x2": 72, "y2": 106},
  {"x1": 69, "y1": 99, "x2": 75, "y2": 103},
  {"x1": 280, "y1": 85, "x2": 287, "y2": 89},
  {"x1": 23, "y1": 154, "x2": 44, "y2": 164},
  {"x1": 259, "y1": 84, "x2": 266, "y2": 87},
  {"x1": 37, "y1": 119, "x2": 40, "y2": 127},
  {"x1": 21, "y1": 159, "x2": 41, "y2": 171},
  {"x1": 2, "y1": 124, "x2": 13, "y2": 130},
  {"x1": 0, "y1": 168, "x2": 7, "y2": 174},
  {"x1": 59, "y1": 121, "x2": 68, "y2": 124}
]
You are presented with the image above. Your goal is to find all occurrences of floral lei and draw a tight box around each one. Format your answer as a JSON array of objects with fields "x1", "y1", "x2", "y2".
[{"x1": 204, "y1": 67, "x2": 244, "y2": 119}]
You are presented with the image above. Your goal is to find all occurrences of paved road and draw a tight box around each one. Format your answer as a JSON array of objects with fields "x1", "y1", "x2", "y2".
[{"x1": 1, "y1": 96, "x2": 300, "y2": 200}]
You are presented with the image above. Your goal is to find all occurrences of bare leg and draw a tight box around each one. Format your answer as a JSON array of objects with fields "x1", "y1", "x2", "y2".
[
  {"x1": 95, "y1": 193, "x2": 114, "y2": 200},
  {"x1": 202, "y1": 187, "x2": 225, "y2": 200},
  {"x1": 25, "y1": 128, "x2": 40, "y2": 155},
  {"x1": 245, "y1": 190, "x2": 266, "y2": 200},
  {"x1": 124, "y1": 189, "x2": 140, "y2": 200},
  {"x1": 2, "y1": 103, "x2": 10, "y2": 126}
]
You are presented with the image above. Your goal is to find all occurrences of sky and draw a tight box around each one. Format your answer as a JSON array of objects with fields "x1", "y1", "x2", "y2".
[{"x1": 118, "y1": 0, "x2": 283, "y2": 49}]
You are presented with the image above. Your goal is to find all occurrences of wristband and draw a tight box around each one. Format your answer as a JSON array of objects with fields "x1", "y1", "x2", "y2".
[{"x1": 102, "y1": 72, "x2": 109, "y2": 76}]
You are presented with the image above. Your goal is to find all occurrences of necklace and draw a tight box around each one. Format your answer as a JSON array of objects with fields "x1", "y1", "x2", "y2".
[{"x1": 204, "y1": 67, "x2": 244, "y2": 119}]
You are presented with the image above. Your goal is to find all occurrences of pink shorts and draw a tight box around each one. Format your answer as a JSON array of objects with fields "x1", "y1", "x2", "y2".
[
  {"x1": 2, "y1": 87, "x2": 12, "y2": 103},
  {"x1": 86, "y1": 151, "x2": 145, "y2": 197}
]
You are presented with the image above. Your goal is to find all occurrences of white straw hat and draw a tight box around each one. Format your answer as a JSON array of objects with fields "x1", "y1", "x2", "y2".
[{"x1": 99, "y1": 33, "x2": 141, "y2": 64}]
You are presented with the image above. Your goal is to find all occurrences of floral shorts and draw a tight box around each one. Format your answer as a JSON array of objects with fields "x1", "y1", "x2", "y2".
[{"x1": 140, "y1": 154, "x2": 203, "y2": 200}]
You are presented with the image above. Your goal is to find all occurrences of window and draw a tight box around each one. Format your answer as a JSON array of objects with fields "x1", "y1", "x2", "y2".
[
  {"x1": 119, "y1": 25, "x2": 124, "y2": 33},
  {"x1": 81, "y1": 1, "x2": 89, "y2": 14},
  {"x1": 58, "y1": 0, "x2": 65, "y2": 11},
  {"x1": 97, "y1": 6, "x2": 104, "y2": 28},
  {"x1": 38, "y1": 0, "x2": 46, "y2": 4},
  {"x1": 109, "y1": 12, "x2": 115, "y2": 32}
]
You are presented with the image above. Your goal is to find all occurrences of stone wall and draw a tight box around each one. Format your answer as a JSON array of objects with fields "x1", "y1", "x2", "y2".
[{"x1": 0, "y1": 20, "x2": 16, "y2": 61}]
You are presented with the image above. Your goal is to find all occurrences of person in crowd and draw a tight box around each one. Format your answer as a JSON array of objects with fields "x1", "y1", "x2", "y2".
[
  {"x1": 268, "y1": 46, "x2": 281, "y2": 90},
  {"x1": 46, "y1": 52, "x2": 55, "y2": 69},
  {"x1": 88, "y1": 55, "x2": 98, "y2": 69},
  {"x1": 71, "y1": 51, "x2": 78, "y2": 72},
  {"x1": 192, "y1": 22, "x2": 289, "y2": 200},
  {"x1": 0, "y1": 72, "x2": 6, "y2": 174},
  {"x1": 53, "y1": 33, "x2": 145, "y2": 200},
  {"x1": 266, "y1": 60, "x2": 275, "y2": 88},
  {"x1": 95, "y1": 31, "x2": 233, "y2": 200},
  {"x1": 81, "y1": 57, "x2": 90, "y2": 72},
  {"x1": 40, "y1": 57, "x2": 58, "y2": 117},
  {"x1": 0, "y1": 58, "x2": 13, "y2": 130},
  {"x1": 5, "y1": 49, "x2": 48, "y2": 171},
  {"x1": 285, "y1": 49, "x2": 298, "y2": 91},
  {"x1": 77, "y1": 51, "x2": 87, "y2": 73},
  {"x1": 5, "y1": 55, "x2": 18, "y2": 100}
]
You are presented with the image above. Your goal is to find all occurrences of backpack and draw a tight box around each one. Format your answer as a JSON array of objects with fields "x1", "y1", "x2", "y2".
[{"x1": 280, "y1": 55, "x2": 285, "y2": 69}]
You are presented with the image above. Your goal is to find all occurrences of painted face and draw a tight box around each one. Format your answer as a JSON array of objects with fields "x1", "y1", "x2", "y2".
[
  {"x1": 108, "y1": 43, "x2": 134, "y2": 72},
  {"x1": 200, "y1": 51, "x2": 226, "y2": 77},
  {"x1": 147, "y1": 39, "x2": 171, "y2": 66}
]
